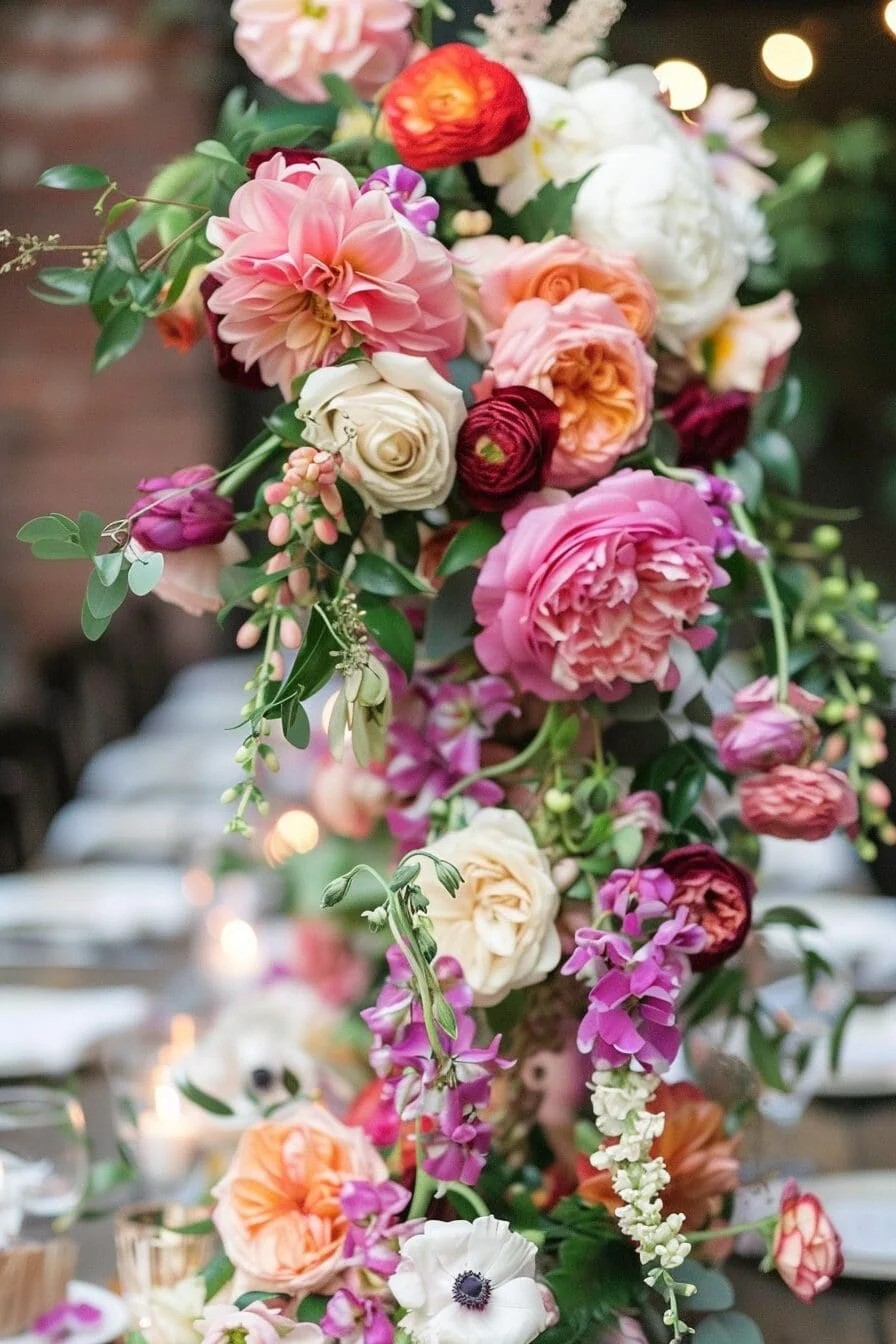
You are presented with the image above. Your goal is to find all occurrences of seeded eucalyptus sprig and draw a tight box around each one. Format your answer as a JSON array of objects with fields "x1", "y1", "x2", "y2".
[{"x1": 321, "y1": 850, "x2": 462, "y2": 1055}]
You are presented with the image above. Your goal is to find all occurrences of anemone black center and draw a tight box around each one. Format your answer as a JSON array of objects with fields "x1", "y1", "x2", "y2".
[{"x1": 452, "y1": 1270, "x2": 492, "y2": 1311}]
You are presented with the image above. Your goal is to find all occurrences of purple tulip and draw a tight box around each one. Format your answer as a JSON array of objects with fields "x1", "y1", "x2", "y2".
[{"x1": 128, "y1": 465, "x2": 235, "y2": 552}]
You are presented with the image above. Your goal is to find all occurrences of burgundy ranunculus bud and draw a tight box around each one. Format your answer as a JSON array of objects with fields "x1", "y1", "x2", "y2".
[
  {"x1": 660, "y1": 843, "x2": 755, "y2": 971},
  {"x1": 665, "y1": 381, "x2": 752, "y2": 469},
  {"x1": 199, "y1": 274, "x2": 267, "y2": 391},
  {"x1": 245, "y1": 147, "x2": 322, "y2": 178},
  {"x1": 129, "y1": 465, "x2": 235, "y2": 552},
  {"x1": 456, "y1": 387, "x2": 560, "y2": 513}
]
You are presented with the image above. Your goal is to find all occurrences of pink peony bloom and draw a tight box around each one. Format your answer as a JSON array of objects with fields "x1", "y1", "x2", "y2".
[
  {"x1": 231, "y1": 0, "x2": 413, "y2": 104},
  {"x1": 772, "y1": 1180, "x2": 844, "y2": 1303},
  {"x1": 473, "y1": 472, "x2": 727, "y2": 702},
  {"x1": 713, "y1": 677, "x2": 822, "y2": 774},
  {"x1": 310, "y1": 753, "x2": 389, "y2": 841},
  {"x1": 206, "y1": 155, "x2": 465, "y2": 397},
  {"x1": 739, "y1": 762, "x2": 859, "y2": 842},
  {"x1": 477, "y1": 292, "x2": 656, "y2": 489},
  {"x1": 479, "y1": 235, "x2": 658, "y2": 343}
]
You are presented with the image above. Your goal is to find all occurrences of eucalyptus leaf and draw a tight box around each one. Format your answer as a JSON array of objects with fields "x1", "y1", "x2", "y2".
[
  {"x1": 81, "y1": 598, "x2": 111, "y2": 642},
  {"x1": 17, "y1": 515, "x2": 77, "y2": 543},
  {"x1": 676, "y1": 1262, "x2": 735, "y2": 1312},
  {"x1": 93, "y1": 551, "x2": 125, "y2": 586},
  {"x1": 86, "y1": 567, "x2": 129, "y2": 619},
  {"x1": 694, "y1": 1312, "x2": 763, "y2": 1344},
  {"x1": 128, "y1": 551, "x2": 164, "y2": 596}
]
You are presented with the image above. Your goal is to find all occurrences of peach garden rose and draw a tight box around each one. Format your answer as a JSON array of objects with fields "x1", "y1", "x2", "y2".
[
  {"x1": 212, "y1": 1102, "x2": 387, "y2": 1295},
  {"x1": 477, "y1": 291, "x2": 656, "y2": 488}
]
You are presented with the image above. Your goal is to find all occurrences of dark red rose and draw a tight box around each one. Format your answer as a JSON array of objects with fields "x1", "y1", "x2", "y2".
[
  {"x1": 199, "y1": 273, "x2": 267, "y2": 391},
  {"x1": 245, "y1": 147, "x2": 322, "y2": 178},
  {"x1": 665, "y1": 381, "x2": 752, "y2": 469},
  {"x1": 660, "y1": 843, "x2": 755, "y2": 970},
  {"x1": 456, "y1": 387, "x2": 560, "y2": 513},
  {"x1": 128, "y1": 465, "x2": 235, "y2": 552},
  {"x1": 382, "y1": 44, "x2": 530, "y2": 171}
]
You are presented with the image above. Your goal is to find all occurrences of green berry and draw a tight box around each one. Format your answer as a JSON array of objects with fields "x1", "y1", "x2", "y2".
[
  {"x1": 855, "y1": 581, "x2": 879, "y2": 604},
  {"x1": 812, "y1": 525, "x2": 842, "y2": 552},
  {"x1": 820, "y1": 576, "x2": 848, "y2": 602},
  {"x1": 544, "y1": 787, "x2": 573, "y2": 814},
  {"x1": 853, "y1": 640, "x2": 879, "y2": 664}
]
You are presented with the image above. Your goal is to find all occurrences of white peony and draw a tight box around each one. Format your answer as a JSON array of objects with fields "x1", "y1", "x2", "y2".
[
  {"x1": 389, "y1": 1216, "x2": 552, "y2": 1344},
  {"x1": 477, "y1": 66, "x2": 677, "y2": 216},
  {"x1": 572, "y1": 139, "x2": 753, "y2": 351},
  {"x1": 298, "y1": 353, "x2": 464, "y2": 516},
  {"x1": 420, "y1": 809, "x2": 561, "y2": 1008}
]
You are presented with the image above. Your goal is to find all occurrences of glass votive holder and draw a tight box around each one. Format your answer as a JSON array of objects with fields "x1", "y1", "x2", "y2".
[
  {"x1": 0, "y1": 1238, "x2": 78, "y2": 1338},
  {"x1": 114, "y1": 1203, "x2": 218, "y2": 1342}
]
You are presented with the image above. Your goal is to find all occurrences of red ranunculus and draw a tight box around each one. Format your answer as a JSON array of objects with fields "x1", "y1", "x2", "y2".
[
  {"x1": 660, "y1": 843, "x2": 755, "y2": 971},
  {"x1": 381, "y1": 43, "x2": 530, "y2": 171},
  {"x1": 665, "y1": 381, "x2": 752, "y2": 469},
  {"x1": 200, "y1": 274, "x2": 267, "y2": 391},
  {"x1": 772, "y1": 1181, "x2": 844, "y2": 1303},
  {"x1": 245, "y1": 147, "x2": 321, "y2": 178},
  {"x1": 456, "y1": 387, "x2": 559, "y2": 513}
]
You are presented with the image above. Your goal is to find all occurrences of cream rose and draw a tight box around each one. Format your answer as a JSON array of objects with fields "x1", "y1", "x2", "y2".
[
  {"x1": 573, "y1": 140, "x2": 752, "y2": 351},
  {"x1": 421, "y1": 809, "x2": 561, "y2": 1007},
  {"x1": 298, "y1": 353, "x2": 464, "y2": 516}
]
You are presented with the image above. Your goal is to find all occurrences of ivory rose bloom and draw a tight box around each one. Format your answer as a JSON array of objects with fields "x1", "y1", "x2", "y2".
[
  {"x1": 479, "y1": 235, "x2": 657, "y2": 342},
  {"x1": 573, "y1": 141, "x2": 753, "y2": 351},
  {"x1": 298, "y1": 353, "x2": 465, "y2": 515},
  {"x1": 231, "y1": 0, "x2": 413, "y2": 104},
  {"x1": 212, "y1": 1101, "x2": 387, "y2": 1294},
  {"x1": 478, "y1": 292, "x2": 656, "y2": 488},
  {"x1": 695, "y1": 293, "x2": 801, "y2": 395},
  {"x1": 739, "y1": 763, "x2": 859, "y2": 842},
  {"x1": 420, "y1": 809, "x2": 561, "y2": 1007},
  {"x1": 206, "y1": 155, "x2": 464, "y2": 397},
  {"x1": 473, "y1": 472, "x2": 726, "y2": 701}
]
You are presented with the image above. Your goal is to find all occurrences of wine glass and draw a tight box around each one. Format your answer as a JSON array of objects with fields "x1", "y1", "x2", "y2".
[{"x1": 0, "y1": 1086, "x2": 89, "y2": 1245}]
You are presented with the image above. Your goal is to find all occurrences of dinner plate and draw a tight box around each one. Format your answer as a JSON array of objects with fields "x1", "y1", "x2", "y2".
[
  {"x1": 6, "y1": 1280, "x2": 129, "y2": 1344},
  {"x1": 0, "y1": 865, "x2": 194, "y2": 944},
  {"x1": 0, "y1": 986, "x2": 150, "y2": 1077},
  {"x1": 734, "y1": 1172, "x2": 896, "y2": 1280}
]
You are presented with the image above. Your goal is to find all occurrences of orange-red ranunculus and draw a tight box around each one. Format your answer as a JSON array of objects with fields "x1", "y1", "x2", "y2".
[{"x1": 381, "y1": 43, "x2": 530, "y2": 172}]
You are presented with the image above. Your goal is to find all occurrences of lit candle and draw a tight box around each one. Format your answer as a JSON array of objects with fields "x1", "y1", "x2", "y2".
[
  {"x1": 135, "y1": 1072, "x2": 197, "y2": 1191},
  {"x1": 202, "y1": 914, "x2": 260, "y2": 996}
]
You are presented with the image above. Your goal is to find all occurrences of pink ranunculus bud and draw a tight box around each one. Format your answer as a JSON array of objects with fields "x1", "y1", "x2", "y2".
[
  {"x1": 772, "y1": 1180, "x2": 844, "y2": 1303},
  {"x1": 712, "y1": 676, "x2": 823, "y2": 774},
  {"x1": 128, "y1": 466, "x2": 235, "y2": 552},
  {"x1": 739, "y1": 762, "x2": 859, "y2": 842},
  {"x1": 612, "y1": 789, "x2": 665, "y2": 863}
]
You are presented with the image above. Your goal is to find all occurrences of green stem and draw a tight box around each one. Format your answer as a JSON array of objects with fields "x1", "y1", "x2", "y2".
[
  {"x1": 218, "y1": 434, "x2": 282, "y2": 497},
  {"x1": 409, "y1": 1120, "x2": 437, "y2": 1219},
  {"x1": 444, "y1": 703, "x2": 562, "y2": 801},
  {"x1": 387, "y1": 900, "x2": 446, "y2": 1066},
  {"x1": 687, "y1": 1215, "x2": 776, "y2": 1244},
  {"x1": 728, "y1": 498, "x2": 790, "y2": 699},
  {"x1": 442, "y1": 1183, "x2": 489, "y2": 1218}
]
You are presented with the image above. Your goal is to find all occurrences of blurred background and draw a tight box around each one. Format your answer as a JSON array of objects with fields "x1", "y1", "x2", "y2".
[{"x1": 0, "y1": 0, "x2": 894, "y2": 869}]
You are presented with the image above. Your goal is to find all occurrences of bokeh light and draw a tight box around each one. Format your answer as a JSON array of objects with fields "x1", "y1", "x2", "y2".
[
  {"x1": 761, "y1": 32, "x2": 815, "y2": 85},
  {"x1": 654, "y1": 59, "x2": 708, "y2": 112},
  {"x1": 885, "y1": 1, "x2": 896, "y2": 37}
]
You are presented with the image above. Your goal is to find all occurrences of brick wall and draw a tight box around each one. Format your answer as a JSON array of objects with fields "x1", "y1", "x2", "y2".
[{"x1": 0, "y1": 0, "x2": 226, "y2": 663}]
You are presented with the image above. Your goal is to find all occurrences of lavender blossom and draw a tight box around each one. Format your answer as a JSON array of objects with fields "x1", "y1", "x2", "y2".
[{"x1": 360, "y1": 166, "x2": 440, "y2": 236}]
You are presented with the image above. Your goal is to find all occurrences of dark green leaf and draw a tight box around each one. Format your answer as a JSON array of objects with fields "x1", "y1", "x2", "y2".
[
  {"x1": 321, "y1": 72, "x2": 362, "y2": 109},
  {"x1": 281, "y1": 697, "x2": 312, "y2": 749},
  {"x1": 93, "y1": 307, "x2": 144, "y2": 372},
  {"x1": 282, "y1": 1068, "x2": 302, "y2": 1097},
  {"x1": 829, "y1": 994, "x2": 864, "y2": 1073},
  {"x1": 361, "y1": 600, "x2": 415, "y2": 681},
  {"x1": 89, "y1": 261, "x2": 130, "y2": 308},
  {"x1": 247, "y1": 123, "x2": 315, "y2": 154},
  {"x1": 747, "y1": 1015, "x2": 788, "y2": 1091},
  {"x1": 681, "y1": 966, "x2": 744, "y2": 1028},
  {"x1": 495, "y1": 177, "x2": 584, "y2": 242},
  {"x1": 268, "y1": 605, "x2": 338, "y2": 712},
  {"x1": 265, "y1": 400, "x2": 304, "y2": 445},
  {"x1": 105, "y1": 229, "x2": 140, "y2": 275},
  {"x1": 86, "y1": 567, "x2": 129, "y2": 619},
  {"x1": 38, "y1": 163, "x2": 110, "y2": 190},
  {"x1": 437, "y1": 516, "x2": 503, "y2": 578},
  {"x1": 338, "y1": 479, "x2": 367, "y2": 536},
  {"x1": 201, "y1": 1252, "x2": 235, "y2": 1302},
  {"x1": 17, "y1": 515, "x2": 77, "y2": 543},
  {"x1": 234, "y1": 1290, "x2": 291, "y2": 1309},
  {"x1": 765, "y1": 375, "x2": 802, "y2": 429},
  {"x1": 751, "y1": 430, "x2": 800, "y2": 495},
  {"x1": 35, "y1": 266, "x2": 94, "y2": 302},
  {"x1": 81, "y1": 597, "x2": 111, "y2": 642},
  {"x1": 164, "y1": 1216, "x2": 215, "y2": 1236},
  {"x1": 127, "y1": 270, "x2": 166, "y2": 309},
  {"x1": 726, "y1": 450, "x2": 764, "y2": 511},
  {"x1": 177, "y1": 1078, "x2": 235, "y2": 1116},
  {"x1": 668, "y1": 764, "x2": 707, "y2": 828},
  {"x1": 382, "y1": 511, "x2": 421, "y2": 569},
  {"x1": 351, "y1": 552, "x2": 429, "y2": 597},
  {"x1": 128, "y1": 550, "x2": 164, "y2": 596},
  {"x1": 757, "y1": 906, "x2": 820, "y2": 930},
  {"x1": 425, "y1": 568, "x2": 478, "y2": 660},
  {"x1": 296, "y1": 1295, "x2": 329, "y2": 1325}
]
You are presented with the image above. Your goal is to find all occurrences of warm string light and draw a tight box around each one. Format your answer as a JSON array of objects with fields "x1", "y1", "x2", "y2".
[
  {"x1": 761, "y1": 31, "x2": 815, "y2": 85},
  {"x1": 885, "y1": 0, "x2": 896, "y2": 37},
  {"x1": 654, "y1": 59, "x2": 708, "y2": 112},
  {"x1": 265, "y1": 807, "x2": 321, "y2": 866}
]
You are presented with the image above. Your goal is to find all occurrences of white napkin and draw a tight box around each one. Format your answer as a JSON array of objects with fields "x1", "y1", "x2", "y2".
[
  {"x1": 0, "y1": 865, "x2": 194, "y2": 943},
  {"x1": 0, "y1": 986, "x2": 149, "y2": 1075},
  {"x1": 42, "y1": 800, "x2": 227, "y2": 862},
  {"x1": 756, "y1": 890, "x2": 896, "y2": 990},
  {"x1": 79, "y1": 733, "x2": 243, "y2": 800}
]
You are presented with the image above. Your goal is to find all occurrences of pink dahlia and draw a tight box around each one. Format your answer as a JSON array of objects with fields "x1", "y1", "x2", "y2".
[
  {"x1": 473, "y1": 472, "x2": 727, "y2": 701},
  {"x1": 205, "y1": 154, "x2": 465, "y2": 397},
  {"x1": 231, "y1": 0, "x2": 413, "y2": 104}
]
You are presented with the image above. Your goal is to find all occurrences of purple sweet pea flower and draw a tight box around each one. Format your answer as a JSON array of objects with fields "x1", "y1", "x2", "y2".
[
  {"x1": 342, "y1": 1179, "x2": 411, "y2": 1277},
  {"x1": 128, "y1": 465, "x2": 235, "y2": 552},
  {"x1": 33, "y1": 1302, "x2": 103, "y2": 1342},
  {"x1": 360, "y1": 165, "x2": 440, "y2": 236},
  {"x1": 693, "y1": 472, "x2": 768, "y2": 561},
  {"x1": 323, "y1": 1290, "x2": 395, "y2": 1344}
]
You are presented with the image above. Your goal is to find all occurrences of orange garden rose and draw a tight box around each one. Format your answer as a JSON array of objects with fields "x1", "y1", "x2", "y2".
[
  {"x1": 577, "y1": 1082, "x2": 740, "y2": 1231},
  {"x1": 154, "y1": 265, "x2": 207, "y2": 353},
  {"x1": 212, "y1": 1102, "x2": 387, "y2": 1294},
  {"x1": 381, "y1": 43, "x2": 530, "y2": 171},
  {"x1": 480, "y1": 237, "x2": 658, "y2": 344}
]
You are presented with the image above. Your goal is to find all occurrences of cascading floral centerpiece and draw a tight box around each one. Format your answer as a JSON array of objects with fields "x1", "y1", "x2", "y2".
[{"x1": 5, "y1": 0, "x2": 891, "y2": 1340}]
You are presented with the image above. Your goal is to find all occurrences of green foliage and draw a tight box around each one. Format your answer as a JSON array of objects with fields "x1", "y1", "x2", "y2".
[
  {"x1": 437, "y1": 516, "x2": 503, "y2": 578},
  {"x1": 361, "y1": 599, "x2": 416, "y2": 681},
  {"x1": 234, "y1": 1290, "x2": 291, "y2": 1310},
  {"x1": 93, "y1": 306, "x2": 144, "y2": 372},
  {"x1": 351, "y1": 552, "x2": 429, "y2": 597},
  {"x1": 296, "y1": 1295, "x2": 329, "y2": 1324},
  {"x1": 424, "y1": 569, "x2": 478, "y2": 659},
  {"x1": 177, "y1": 1078, "x2": 236, "y2": 1117},
  {"x1": 493, "y1": 177, "x2": 585, "y2": 244},
  {"x1": 38, "y1": 164, "x2": 110, "y2": 190},
  {"x1": 200, "y1": 1251, "x2": 235, "y2": 1302},
  {"x1": 694, "y1": 1313, "x2": 764, "y2": 1344},
  {"x1": 267, "y1": 605, "x2": 339, "y2": 717},
  {"x1": 676, "y1": 1262, "x2": 735, "y2": 1312},
  {"x1": 539, "y1": 1201, "x2": 645, "y2": 1344}
]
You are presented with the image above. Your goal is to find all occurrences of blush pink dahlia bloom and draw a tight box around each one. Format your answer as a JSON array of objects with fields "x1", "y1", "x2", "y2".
[
  {"x1": 473, "y1": 472, "x2": 727, "y2": 701},
  {"x1": 206, "y1": 154, "x2": 465, "y2": 397},
  {"x1": 231, "y1": 0, "x2": 413, "y2": 104}
]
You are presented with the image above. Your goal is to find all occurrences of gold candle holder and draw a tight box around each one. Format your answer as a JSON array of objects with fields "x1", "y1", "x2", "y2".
[
  {"x1": 0, "y1": 1238, "x2": 78, "y2": 1338},
  {"x1": 115, "y1": 1203, "x2": 218, "y2": 1342}
]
